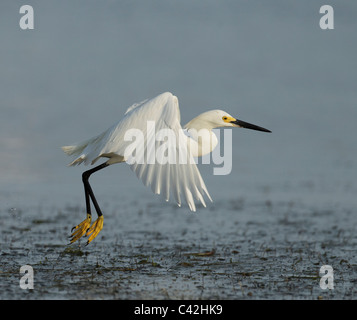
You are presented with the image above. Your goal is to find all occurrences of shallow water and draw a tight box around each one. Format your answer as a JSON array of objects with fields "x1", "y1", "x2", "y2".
[
  {"x1": 1, "y1": 178, "x2": 356, "y2": 300},
  {"x1": 1, "y1": 0, "x2": 357, "y2": 300}
]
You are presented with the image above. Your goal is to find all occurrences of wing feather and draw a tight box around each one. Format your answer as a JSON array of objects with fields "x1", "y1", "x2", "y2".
[{"x1": 63, "y1": 92, "x2": 212, "y2": 211}]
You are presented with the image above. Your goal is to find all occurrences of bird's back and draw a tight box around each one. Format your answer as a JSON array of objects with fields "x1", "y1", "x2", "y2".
[{"x1": 62, "y1": 92, "x2": 180, "y2": 166}]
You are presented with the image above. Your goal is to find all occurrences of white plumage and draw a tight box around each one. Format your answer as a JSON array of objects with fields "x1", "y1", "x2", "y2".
[
  {"x1": 63, "y1": 92, "x2": 271, "y2": 244},
  {"x1": 63, "y1": 92, "x2": 212, "y2": 211}
]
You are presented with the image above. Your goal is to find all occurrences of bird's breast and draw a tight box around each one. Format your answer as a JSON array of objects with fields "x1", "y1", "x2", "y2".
[{"x1": 186, "y1": 129, "x2": 218, "y2": 157}]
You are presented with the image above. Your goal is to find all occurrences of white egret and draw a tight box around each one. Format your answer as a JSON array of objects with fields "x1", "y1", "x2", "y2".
[{"x1": 62, "y1": 92, "x2": 271, "y2": 245}]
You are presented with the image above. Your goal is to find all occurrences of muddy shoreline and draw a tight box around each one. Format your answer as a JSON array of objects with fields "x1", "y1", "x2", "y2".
[{"x1": 1, "y1": 196, "x2": 355, "y2": 299}]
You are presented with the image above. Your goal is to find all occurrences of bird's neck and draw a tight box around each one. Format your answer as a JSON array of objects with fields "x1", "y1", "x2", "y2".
[
  {"x1": 184, "y1": 115, "x2": 217, "y2": 132},
  {"x1": 185, "y1": 127, "x2": 218, "y2": 157},
  {"x1": 183, "y1": 113, "x2": 220, "y2": 157}
]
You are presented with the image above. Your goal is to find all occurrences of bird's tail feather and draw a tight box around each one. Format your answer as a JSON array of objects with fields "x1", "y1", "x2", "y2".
[
  {"x1": 62, "y1": 130, "x2": 109, "y2": 166},
  {"x1": 61, "y1": 145, "x2": 83, "y2": 156},
  {"x1": 61, "y1": 139, "x2": 92, "y2": 166}
]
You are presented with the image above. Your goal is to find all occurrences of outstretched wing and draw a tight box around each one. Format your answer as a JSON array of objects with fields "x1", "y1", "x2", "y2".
[{"x1": 62, "y1": 92, "x2": 212, "y2": 211}]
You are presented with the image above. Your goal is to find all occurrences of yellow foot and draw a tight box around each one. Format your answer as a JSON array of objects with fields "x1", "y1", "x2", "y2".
[
  {"x1": 85, "y1": 215, "x2": 104, "y2": 245},
  {"x1": 69, "y1": 213, "x2": 91, "y2": 244}
]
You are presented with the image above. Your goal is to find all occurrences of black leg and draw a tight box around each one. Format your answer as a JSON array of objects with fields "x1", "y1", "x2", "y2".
[
  {"x1": 82, "y1": 162, "x2": 109, "y2": 217},
  {"x1": 84, "y1": 180, "x2": 92, "y2": 217},
  {"x1": 70, "y1": 162, "x2": 109, "y2": 244}
]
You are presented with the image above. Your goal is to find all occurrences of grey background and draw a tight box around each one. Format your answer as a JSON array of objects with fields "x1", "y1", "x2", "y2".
[{"x1": 0, "y1": 0, "x2": 356, "y2": 299}]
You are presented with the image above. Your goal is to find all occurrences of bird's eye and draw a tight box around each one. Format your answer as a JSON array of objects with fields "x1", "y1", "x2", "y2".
[{"x1": 222, "y1": 116, "x2": 227, "y2": 121}]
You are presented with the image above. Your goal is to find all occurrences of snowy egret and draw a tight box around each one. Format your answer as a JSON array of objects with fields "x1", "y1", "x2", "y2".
[{"x1": 62, "y1": 92, "x2": 271, "y2": 245}]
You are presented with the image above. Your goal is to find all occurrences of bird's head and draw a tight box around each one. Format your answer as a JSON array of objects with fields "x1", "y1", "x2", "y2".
[{"x1": 185, "y1": 109, "x2": 271, "y2": 132}]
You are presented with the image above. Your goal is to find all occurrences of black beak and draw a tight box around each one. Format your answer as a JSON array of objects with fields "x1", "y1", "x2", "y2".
[{"x1": 231, "y1": 119, "x2": 271, "y2": 133}]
